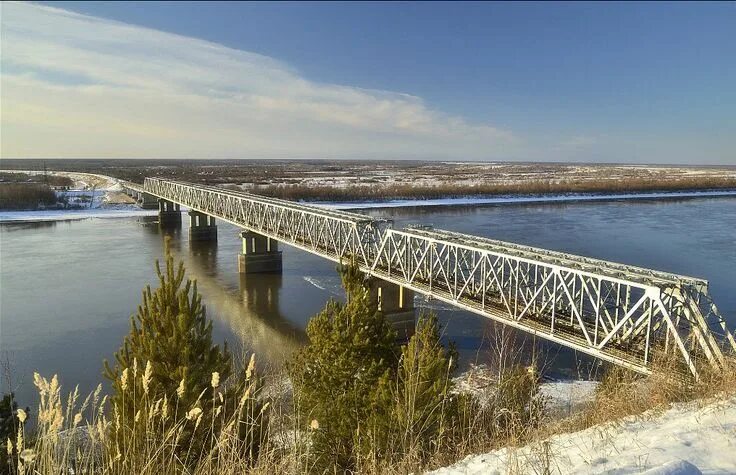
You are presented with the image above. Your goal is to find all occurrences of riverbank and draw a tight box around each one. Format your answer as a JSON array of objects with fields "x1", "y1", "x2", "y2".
[
  {"x1": 2, "y1": 170, "x2": 735, "y2": 223},
  {"x1": 0, "y1": 170, "x2": 140, "y2": 221},
  {"x1": 430, "y1": 395, "x2": 736, "y2": 474}
]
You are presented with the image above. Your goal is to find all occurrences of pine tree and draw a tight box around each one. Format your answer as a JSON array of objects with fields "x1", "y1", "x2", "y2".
[
  {"x1": 386, "y1": 312, "x2": 457, "y2": 458},
  {"x1": 288, "y1": 264, "x2": 397, "y2": 471},
  {"x1": 103, "y1": 239, "x2": 234, "y2": 461}
]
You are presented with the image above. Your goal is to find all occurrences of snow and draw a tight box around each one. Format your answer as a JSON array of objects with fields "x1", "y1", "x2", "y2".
[
  {"x1": 0, "y1": 170, "x2": 148, "y2": 223},
  {"x1": 541, "y1": 380, "x2": 599, "y2": 415},
  {"x1": 316, "y1": 190, "x2": 736, "y2": 210},
  {"x1": 3, "y1": 169, "x2": 735, "y2": 224},
  {"x1": 428, "y1": 397, "x2": 736, "y2": 475},
  {"x1": 452, "y1": 364, "x2": 598, "y2": 414},
  {"x1": 0, "y1": 208, "x2": 156, "y2": 223}
]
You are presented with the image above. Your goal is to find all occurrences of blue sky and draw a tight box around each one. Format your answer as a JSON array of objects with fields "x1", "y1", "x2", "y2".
[{"x1": 2, "y1": 1, "x2": 735, "y2": 163}]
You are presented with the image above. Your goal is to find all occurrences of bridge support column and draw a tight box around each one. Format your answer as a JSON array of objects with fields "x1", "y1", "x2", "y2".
[
  {"x1": 188, "y1": 211, "x2": 217, "y2": 242},
  {"x1": 158, "y1": 199, "x2": 181, "y2": 227},
  {"x1": 138, "y1": 192, "x2": 159, "y2": 209},
  {"x1": 369, "y1": 279, "x2": 416, "y2": 341},
  {"x1": 238, "y1": 231, "x2": 282, "y2": 273}
]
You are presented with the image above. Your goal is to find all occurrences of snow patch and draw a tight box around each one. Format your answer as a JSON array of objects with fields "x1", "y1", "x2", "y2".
[
  {"x1": 541, "y1": 379, "x2": 599, "y2": 414},
  {"x1": 428, "y1": 397, "x2": 736, "y2": 475},
  {"x1": 0, "y1": 208, "x2": 157, "y2": 223}
]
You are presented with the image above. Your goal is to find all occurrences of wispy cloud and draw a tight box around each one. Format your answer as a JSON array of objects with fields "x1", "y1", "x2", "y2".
[{"x1": 1, "y1": 2, "x2": 518, "y2": 159}]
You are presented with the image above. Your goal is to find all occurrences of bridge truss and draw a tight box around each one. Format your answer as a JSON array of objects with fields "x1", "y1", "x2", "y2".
[{"x1": 126, "y1": 178, "x2": 736, "y2": 378}]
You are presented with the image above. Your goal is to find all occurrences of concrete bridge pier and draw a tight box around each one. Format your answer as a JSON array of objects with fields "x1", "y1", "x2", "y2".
[
  {"x1": 138, "y1": 192, "x2": 159, "y2": 209},
  {"x1": 158, "y1": 199, "x2": 182, "y2": 227},
  {"x1": 188, "y1": 211, "x2": 217, "y2": 242},
  {"x1": 238, "y1": 231, "x2": 283, "y2": 273},
  {"x1": 369, "y1": 279, "x2": 416, "y2": 341}
]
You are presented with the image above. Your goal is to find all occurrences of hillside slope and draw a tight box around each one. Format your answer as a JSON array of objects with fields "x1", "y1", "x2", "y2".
[{"x1": 429, "y1": 396, "x2": 736, "y2": 475}]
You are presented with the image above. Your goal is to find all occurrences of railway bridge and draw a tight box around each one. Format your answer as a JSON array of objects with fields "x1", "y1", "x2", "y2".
[{"x1": 123, "y1": 178, "x2": 735, "y2": 379}]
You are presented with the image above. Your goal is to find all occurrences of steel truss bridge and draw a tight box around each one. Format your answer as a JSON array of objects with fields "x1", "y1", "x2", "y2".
[{"x1": 124, "y1": 178, "x2": 735, "y2": 378}]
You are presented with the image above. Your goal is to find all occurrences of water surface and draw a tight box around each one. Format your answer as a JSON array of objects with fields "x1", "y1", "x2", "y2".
[{"x1": 1, "y1": 197, "x2": 734, "y2": 406}]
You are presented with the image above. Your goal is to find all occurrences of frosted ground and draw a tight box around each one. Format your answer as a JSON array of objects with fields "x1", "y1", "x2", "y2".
[
  {"x1": 4, "y1": 161, "x2": 736, "y2": 199},
  {"x1": 429, "y1": 396, "x2": 736, "y2": 475},
  {"x1": 218, "y1": 162, "x2": 736, "y2": 191}
]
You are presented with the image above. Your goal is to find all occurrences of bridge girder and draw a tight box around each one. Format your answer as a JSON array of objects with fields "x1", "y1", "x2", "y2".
[{"x1": 122, "y1": 179, "x2": 736, "y2": 378}]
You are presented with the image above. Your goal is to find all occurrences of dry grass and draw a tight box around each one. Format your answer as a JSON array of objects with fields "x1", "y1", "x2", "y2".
[
  {"x1": 7, "y1": 352, "x2": 736, "y2": 474},
  {"x1": 539, "y1": 351, "x2": 736, "y2": 441},
  {"x1": 8, "y1": 359, "x2": 269, "y2": 475}
]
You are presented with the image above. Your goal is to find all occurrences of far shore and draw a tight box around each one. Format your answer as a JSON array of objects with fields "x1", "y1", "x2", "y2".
[{"x1": 3, "y1": 188, "x2": 735, "y2": 224}]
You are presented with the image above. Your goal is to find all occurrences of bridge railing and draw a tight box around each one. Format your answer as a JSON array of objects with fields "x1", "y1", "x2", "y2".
[{"x1": 137, "y1": 178, "x2": 735, "y2": 378}]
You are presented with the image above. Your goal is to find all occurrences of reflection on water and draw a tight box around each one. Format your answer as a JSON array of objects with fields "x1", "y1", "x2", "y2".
[
  {"x1": 158, "y1": 224, "x2": 306, "y2": 366},
  {"x1": 0, "y1": 221, "x2": 58, "y2": 232},
  {"x1": 1, "y1": 197, "x2": 735, "y2": 407}
]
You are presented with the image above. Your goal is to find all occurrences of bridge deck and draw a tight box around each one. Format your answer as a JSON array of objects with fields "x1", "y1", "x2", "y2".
[{"x1": 123, "y1": 178, "x2": 735, "y2": 378}]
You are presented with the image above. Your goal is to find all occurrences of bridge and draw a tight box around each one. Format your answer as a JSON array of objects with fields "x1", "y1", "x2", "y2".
[{"x1": 122, "y1": 178, "x2": 736, "y2": 379}]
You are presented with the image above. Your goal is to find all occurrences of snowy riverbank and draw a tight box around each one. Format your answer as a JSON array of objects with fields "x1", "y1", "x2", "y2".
[
  {"x1": 318, "y1": 189, "x2": 736, "y2": 210},
  {"x1": 2, "y1": 170, "x2": 734, "y2": 223},
  {"x1": 0, "y1": 170, "x2": 152, "y2": 222},
  {"x1": 428, "y1": 396, "x2": 736, "y2": 475},
  {"x1": 0, "y1": 208, "x2": 157, "y2": 223}
]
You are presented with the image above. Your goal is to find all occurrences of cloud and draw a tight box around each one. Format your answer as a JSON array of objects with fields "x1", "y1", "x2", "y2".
[{"x1": 0, "y1": 2, "x2": 518, "y2": 160}]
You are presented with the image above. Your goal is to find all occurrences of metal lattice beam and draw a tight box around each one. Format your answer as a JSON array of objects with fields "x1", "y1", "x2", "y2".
[{"x1": 123, "y1": 178, "x2": 736, "y2": 378}]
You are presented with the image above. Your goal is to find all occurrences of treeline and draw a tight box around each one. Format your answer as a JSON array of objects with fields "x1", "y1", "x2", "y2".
[
  {"x1": 0, "y1": 172, "x2": 74, "y2": 188},
  {"x1": 0, "y1": 184, "x2": 58, "y2": 210},
  {"x1": 253, "y1": 175, "x2": 736, "y2": 202}
]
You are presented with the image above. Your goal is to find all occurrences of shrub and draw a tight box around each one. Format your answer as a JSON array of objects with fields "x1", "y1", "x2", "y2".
[
  {"x1": 288, "y1": 265, "x2": 397, "y2": 471},
  {"x1": 289, "y1": 265, "x2": 465, "y2": 472},
  {"x1": 376, "y1": 313, "x2": 458, "y2": 465},
  {"x1": 102, "y1": 239, "x2": 265, "y2": 467},
  {"x1": 0, "y1": 184, "x2": 57, "y2": 210}
]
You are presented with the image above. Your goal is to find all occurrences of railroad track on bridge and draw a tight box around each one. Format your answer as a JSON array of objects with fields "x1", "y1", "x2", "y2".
[{"x1": 122, "y1": 178, "x2": 736, "y2": 379}]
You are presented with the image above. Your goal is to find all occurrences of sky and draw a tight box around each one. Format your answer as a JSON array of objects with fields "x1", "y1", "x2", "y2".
[{"x1": 1, "y1": 1, "x2": 734, "y2": 164}]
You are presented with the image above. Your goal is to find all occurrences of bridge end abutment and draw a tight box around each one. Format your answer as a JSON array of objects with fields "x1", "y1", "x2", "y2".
[
  {"x1": 369, "y1": 279, "x2": 416, "y2": 341},
  {"x1": 238, "y1": 231, "x2": 283, "y2": 274},
  {"x1": 188, "y1": 211, "x2": 218, "y2": 242}
]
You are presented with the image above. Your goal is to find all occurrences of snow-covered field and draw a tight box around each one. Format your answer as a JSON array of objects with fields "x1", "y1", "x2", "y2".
[
  {"x1": 429, "y1": 397, "x2": 736, "y2": 475},
  {"x1": 219, "y1": 162, "x2": 736, "y2": 191}
]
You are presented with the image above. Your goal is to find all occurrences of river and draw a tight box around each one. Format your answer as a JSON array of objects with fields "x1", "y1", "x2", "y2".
[{"x1": 1, "y1": 196, "x2": 735, "y2": 407}]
